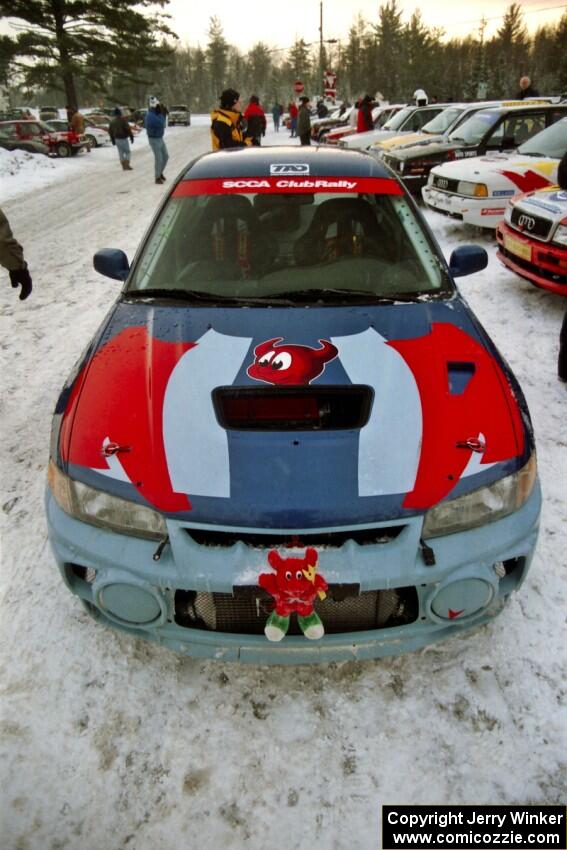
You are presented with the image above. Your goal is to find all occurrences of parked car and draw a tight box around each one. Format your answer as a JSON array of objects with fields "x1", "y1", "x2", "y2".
[
  {"x1": 422, "y1": 117, "x2": 567, "y2": 227},
  {"x1": 46, "y1": 118, "x2": 110, "y2": 149},
  {"x1": 324, "y1": 105, "x2": 404, "y2": 145},
  {"x1": 39, "y1": 107, "x2": 59, "y2": 121},
  {"x1": 496, "y1": 183, "x2": 567, "y2": 296},
  {"x1": 309, "y1": 104, "x2": 352, "y2": 141},
  {"x1": 339, "y1": 103, "x2": 447, "y2": 150},
  {"x1": 0, "y1": 119, "x2": 88, "y2": 157},
  {"x1": 404, "y1": 102, "x2": 567, "y2": 207},
  {"x1": 0, "y1": 126, "x2": 49, "y2": 155},
  {"x1": 168, "y1": 104, "x2": 191, "y2": 126},
  {"x1": 46, "y1": 146, "x2": 540, "y2": 663}
]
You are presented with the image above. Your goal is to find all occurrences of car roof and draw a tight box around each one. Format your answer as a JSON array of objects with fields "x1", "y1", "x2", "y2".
[
  {"x1": 474, "y1": 103, "x2": 566, "y2": 116},
  {"x1": 182, "y1": 145, "x2": 392, "y2": 180}
]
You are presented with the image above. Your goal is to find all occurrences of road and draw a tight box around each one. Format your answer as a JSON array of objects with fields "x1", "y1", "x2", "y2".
[{"x1": 1, "y1": 121, "x2": 566, "y2": 850}]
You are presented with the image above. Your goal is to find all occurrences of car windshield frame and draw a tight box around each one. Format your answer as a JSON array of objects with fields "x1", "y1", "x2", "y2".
[
  {"x1": 517, "y1": 117, "x2": 567, "y2": 158},
  {"x1": 382, "y1": 107, "x2": 415, "y2": 132},
  {"x1": 124, "y1": 180, "x2": 453, "y2": 305},
  {"x1": 447, "y1": 109, "x2": 502, "y2": 144},
  {"x1": 421, "y1": 107, "x2": 465, "y2": 135}
]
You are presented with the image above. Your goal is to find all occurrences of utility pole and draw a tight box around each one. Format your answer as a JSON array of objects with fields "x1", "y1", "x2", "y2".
[{"x1": 319, "y1": 1, "x2": 323, "y2": 99}]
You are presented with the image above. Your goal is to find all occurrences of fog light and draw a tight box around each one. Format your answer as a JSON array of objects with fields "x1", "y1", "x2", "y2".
[
  {"x1": 431, "y1": 579, "x2": 493, "y2": 621},
  {"x1": 98, "y1": 583, "x2": 162, "y2": 625}
]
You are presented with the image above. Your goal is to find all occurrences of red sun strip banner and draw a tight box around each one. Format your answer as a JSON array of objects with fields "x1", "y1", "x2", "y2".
[{"x1": 173, "y1": 177, "x2": 404, "y2": 197}]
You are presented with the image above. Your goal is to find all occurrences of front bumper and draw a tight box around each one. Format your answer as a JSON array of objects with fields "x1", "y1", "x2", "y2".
[
  {"x1": 45, "y1": 481, "x2": 541, "y2": 664},
  {"x1": 496, "y1": 222, "x2": 567, "y2": 296},
  {"x1": 422, "y1": 186, "x2": 507, "y2": 228}
]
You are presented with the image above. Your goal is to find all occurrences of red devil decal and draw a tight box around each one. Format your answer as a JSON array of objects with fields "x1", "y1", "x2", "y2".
[
  {"x1": 247, "y1": 337, "x2": 338, "y2": 385},
  {"x1": 259, "y1": 548, "x2": 328, "y2": 617}
]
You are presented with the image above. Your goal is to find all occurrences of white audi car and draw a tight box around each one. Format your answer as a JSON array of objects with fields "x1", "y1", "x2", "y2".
[{"x1": 422, "y1": 118, "x2": 567, "y2": 228}]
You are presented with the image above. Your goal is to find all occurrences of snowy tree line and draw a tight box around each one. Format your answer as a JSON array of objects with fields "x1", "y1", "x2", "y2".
[{"x1": 2, "y1": 1, "x2": 566, "y2": 112}]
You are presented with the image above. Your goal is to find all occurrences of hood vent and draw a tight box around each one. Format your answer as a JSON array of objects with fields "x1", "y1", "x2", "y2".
[{"x1": 213, "y1": 385, "x2": 373, "y2": 431}]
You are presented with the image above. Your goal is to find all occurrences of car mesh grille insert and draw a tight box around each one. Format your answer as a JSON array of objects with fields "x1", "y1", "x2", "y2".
[
  {"x1": 213, "y1": 385, "x2": 372, "y2": 430},
  {"x1": 510, "y1": 207, "x2": 552, "y2": 240},
  {"x1": 185, "y1": 526, "x2": 404, "y2": 548},
  {"x1": 432, "y1": 174, "x2": 459, "y2": 192},
  {"x1": 174, "y1": 585, "x2": 418, "y2": 635}
]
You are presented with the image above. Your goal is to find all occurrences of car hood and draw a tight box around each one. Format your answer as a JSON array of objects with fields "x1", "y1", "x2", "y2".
[
  {"x1": 432, "y1": 153, "x2": 559, "y2": 195},
  {"x1": 58, "y1": 298, "x2": 529, "y2": 528}
]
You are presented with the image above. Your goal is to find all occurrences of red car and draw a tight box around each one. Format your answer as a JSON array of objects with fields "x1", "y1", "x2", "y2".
[{"x1": 0, "y1": 119, "x2": 88, "y2": 157}]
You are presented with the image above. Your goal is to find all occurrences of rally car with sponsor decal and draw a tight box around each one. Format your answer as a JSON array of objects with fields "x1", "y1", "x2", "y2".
[
  {"x1": 339, "y1": 103, "x2": 447, "y2": 150},
  {"x1": 496, "y1": 181, "x2": 567, "y2": 295},
  {"x1": 422, "y1": 118, "x2": 567, "y2": 227},
  {"x1": 389, "y1": 102, "x2": 567, "y2": 197},
  {"x1": 45, "y1": 146, "x2": 541, "y2": 663}
]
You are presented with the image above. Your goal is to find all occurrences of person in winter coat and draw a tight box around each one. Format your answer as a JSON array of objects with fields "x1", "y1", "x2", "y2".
[
  {"x1": 109, "y1": 107, "x2": 134, "y2": 171},
  {"x1": 210, "y1": 89, "x2": 248, "y2": 150},
  {"x1": 357, "y1": 94, "x2": 374, "y2": 133},
  {"x1": 272, "y1": 103, "x2": 281, "y2": 132},
  {"x1": 289, "y1": 101, "x2": 298, "y2": 137},
  {"x1": 316, "y1": 100, "x2": 328, "y2": 118},
  {"x1": 144, "y1": 98, "x2": 169, "y2": 184},
  {"x1": 557, "y1": 152, "x2": 567, "y2": 381},
  {"x1": 69, "y1": 108, "x2": 85, "y2": 135},
  {"x1": 243, "y1": 95, "x2": 267, "y2": 146},
  {"x1": 0, "y1": 208, "x2": 32, "y2": 301},
  {"x1": 516, "y1": 76, "x2": 540, "y2": 99},
  {"x1": 297, "y1": 96, "x2": 311, "y2": 146}
]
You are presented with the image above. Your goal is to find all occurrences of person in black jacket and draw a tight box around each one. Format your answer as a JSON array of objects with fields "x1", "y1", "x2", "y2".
[
  {"x1": 516, "y1": 76, "x2": 540, "y2": 99},
  {"x1": 0, "y1": 208, "x2": 32, "y2": 300}
]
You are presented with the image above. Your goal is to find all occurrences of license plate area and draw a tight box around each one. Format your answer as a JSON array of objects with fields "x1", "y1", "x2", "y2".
[{"x1": 504, "y1": 233, "x2": 532, "y2": 262}]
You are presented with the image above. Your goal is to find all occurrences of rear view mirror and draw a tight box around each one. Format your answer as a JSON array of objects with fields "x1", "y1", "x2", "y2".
[
  {"x1": 449, "y1": 245, "x2": 488, "y2": 278},
  {"x1": 93, "y1": 249, "x2": 130, "y2": 281}
]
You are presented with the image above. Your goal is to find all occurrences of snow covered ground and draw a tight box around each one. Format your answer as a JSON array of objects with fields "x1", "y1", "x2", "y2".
[{"x1": 1, "y1": 115, "x2": 566, "y2": 850}]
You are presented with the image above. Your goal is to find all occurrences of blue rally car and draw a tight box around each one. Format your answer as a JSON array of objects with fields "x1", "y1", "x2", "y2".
[{"x1": 46, "y1": 146, "x2": 541, "y2": 663}]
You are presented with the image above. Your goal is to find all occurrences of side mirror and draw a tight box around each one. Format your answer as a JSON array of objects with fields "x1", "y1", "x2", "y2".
[
  {"x1": 449, "y1": 245, "x2": 488, "y2": 278},
  {"x1": 93, "y1": 248, "x2": 130, "y2": 281}
]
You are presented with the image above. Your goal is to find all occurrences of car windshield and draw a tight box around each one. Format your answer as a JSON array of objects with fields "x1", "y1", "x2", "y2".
[
  {"x1": 383, "y1": 107, "x2": 414, "y2": 131},
  {"x1": 518, "y1": 118, "x2": 567, "y2": 158},
  {"x1": 126, "y1": 185, "x2": 450, "y2": 303},
  {"x1": 448, "y1": 110, "x2": 501, "y2": 144},
  {"x1": 422, "y1": 107, "x2": 464, "y2": 134},
  {"x1": 171, "y1": 105, "x2": 188, "y2": 111}
]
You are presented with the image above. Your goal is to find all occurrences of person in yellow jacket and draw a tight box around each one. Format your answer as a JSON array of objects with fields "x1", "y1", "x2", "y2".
[{"x1": 211, "y1": 89, "x2": 252, "y2": 150}]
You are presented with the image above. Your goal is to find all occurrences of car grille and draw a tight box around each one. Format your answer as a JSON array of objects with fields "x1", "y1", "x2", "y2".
[
  {"x1": 185, "y1": 525, "x2": 405, "y2": 548},
  {"x1": 510, "y1": 207, "x2": 552, "y2": 240},
  {"x1": 432, "y1": 174, "x2": 459, "y2": 192},
  {"x1": 174, "y1": 585, "x2": 418, "y2": 635},
  {"x1": 499, "y1": 246, "x2": 567, "y2": 284}
]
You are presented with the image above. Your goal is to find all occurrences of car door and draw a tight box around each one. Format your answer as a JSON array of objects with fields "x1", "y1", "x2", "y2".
[{"x1": 481, "y1": 111, "x2": 547, "y2": 153}]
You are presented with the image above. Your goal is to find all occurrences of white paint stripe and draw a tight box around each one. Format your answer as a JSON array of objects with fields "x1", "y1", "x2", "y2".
[
  {"x1": 163, "y1": 328, "x2": 252, "y2": 498},
  {"x1": 332, "y1": 327, "x2": 422, "y2": 497},
  {"x1": 91, "y1": 437, "x2": 131, "y2": 483}
]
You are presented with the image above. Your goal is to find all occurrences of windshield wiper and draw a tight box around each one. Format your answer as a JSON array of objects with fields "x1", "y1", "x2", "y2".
[
  {"x1": 124, "y1": 288, "x2": 296, "y2": 306},
  {"x1": 272, "y1": 287, "x2": 424, "y2": 303}
]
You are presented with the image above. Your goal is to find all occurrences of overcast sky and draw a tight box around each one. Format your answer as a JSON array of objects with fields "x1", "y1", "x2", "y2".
[{"x1": 167, "y1": 0, "x2": 566, "y2": 50}]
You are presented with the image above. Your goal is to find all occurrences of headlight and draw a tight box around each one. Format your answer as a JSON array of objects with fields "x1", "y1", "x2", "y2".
[
  {"x1": 457, "y1": 180, "x2": 488, "y2": 197},
  {"x1": 552, "y1": 221, "x2": 567, "y2": 247},
  {"x1": 422, "y1": 454, "x2": 537, "y2": 538},
  {"x1": 47, "y1": 460, "x2": 166, "y2": 540}
]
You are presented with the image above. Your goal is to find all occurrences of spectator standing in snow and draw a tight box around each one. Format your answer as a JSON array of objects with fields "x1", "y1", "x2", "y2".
[
  {"x1": 413, "y1": 89, "x2": 428, "y2": 107},
  {"x1": 144, "y1": 98, "x2": 169, "y2": 184},
  {"x1": 316, "y1": 100, "x2": 328, "y2": 118},
  {"x1": 557, "y1": 152, "x2": 567, "y2": 381},
  {"x1": 244, "y1": 95, "x2": 267, "y2": 146},
  {"x1": 69, "y1": 108, "x2": 85, "y2": 135},
  {"x1": 357, "y1": 94, "x2": 374, "y2": 133},
  {"x1": 0, "y1": 208, "x2": 32, "y2": 301},
  {"x1": 109, "y1": 107, "x2": 134, "y2": 171},
  {"x1": 349, "y1": 99, "x2": 360, "y2": 128},
  {"x1": 289, "y1": 101, "x2": 298, "y2": 137},
  {"x1": 272, "y1": 103, "x2": 281, "y2": 132},
  {"x1": 210, "y1": 89, "x2": 248, "y2": 150},
  {"x1": 516, "y1": 76, "x2": 540, "y2": 99},
  {"x1": 297, "y1": 96, "x2": 311, "y2": 146}
]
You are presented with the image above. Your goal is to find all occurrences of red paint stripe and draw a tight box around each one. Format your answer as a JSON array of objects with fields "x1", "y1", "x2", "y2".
[{"x1": 173, "y1": 177, "x2": 403, "y2": 197}]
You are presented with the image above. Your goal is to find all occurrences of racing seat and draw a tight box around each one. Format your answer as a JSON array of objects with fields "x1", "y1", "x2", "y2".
[
  {"x1": 188, "y1": 195, "x2": 273, "y2": 277},
  {"x1": 293, "y1": 198, "x2": 382, "y2": 266}
]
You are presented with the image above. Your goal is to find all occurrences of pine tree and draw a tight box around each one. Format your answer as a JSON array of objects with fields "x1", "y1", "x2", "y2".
[
  {"x1": 0, "y1": 0, "x2": 177, "y2": 110},
  {"x1": 206, "y1": 16, "x2": 228, "y2": 106},
  {"x1": 373, "y1": 0, "x2": 404, "y2": 101}
]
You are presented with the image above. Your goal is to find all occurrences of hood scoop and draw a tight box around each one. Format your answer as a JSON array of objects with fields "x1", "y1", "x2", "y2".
[{"x1": 213, "y1": 385, "x2": 373, "y2": 431}]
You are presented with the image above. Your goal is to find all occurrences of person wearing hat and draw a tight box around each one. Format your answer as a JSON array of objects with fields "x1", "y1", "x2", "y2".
[
  {"x1": 357, "y1": 94, "x2": 374, "y2": 133},
  {"x1": 297, "y1": 96, "x2": 311, "y2": 146},
  {"x1": 109, "y1": 107, "x2": 134, "y2": 171},
  {"x1": 211, "y1": 89, "x2": 249, "y2": 150},
  {"x1": 143, "y1": 98, "x2": 169, "y2": 184},
  {"x1": 413, "y1": 89, "x2": 428, "y2": 107}
]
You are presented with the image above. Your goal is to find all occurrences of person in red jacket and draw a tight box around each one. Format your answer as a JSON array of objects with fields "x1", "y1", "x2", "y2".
[
  {"x1": 289, "y1": 101, "x2": 298, "y2": 137},
  {"x1": 243, "y1": 95, "x2": 267, "y2": 146},
  {"x1": 357, "y1": 94, "x2": 374, "y2": 133}
]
